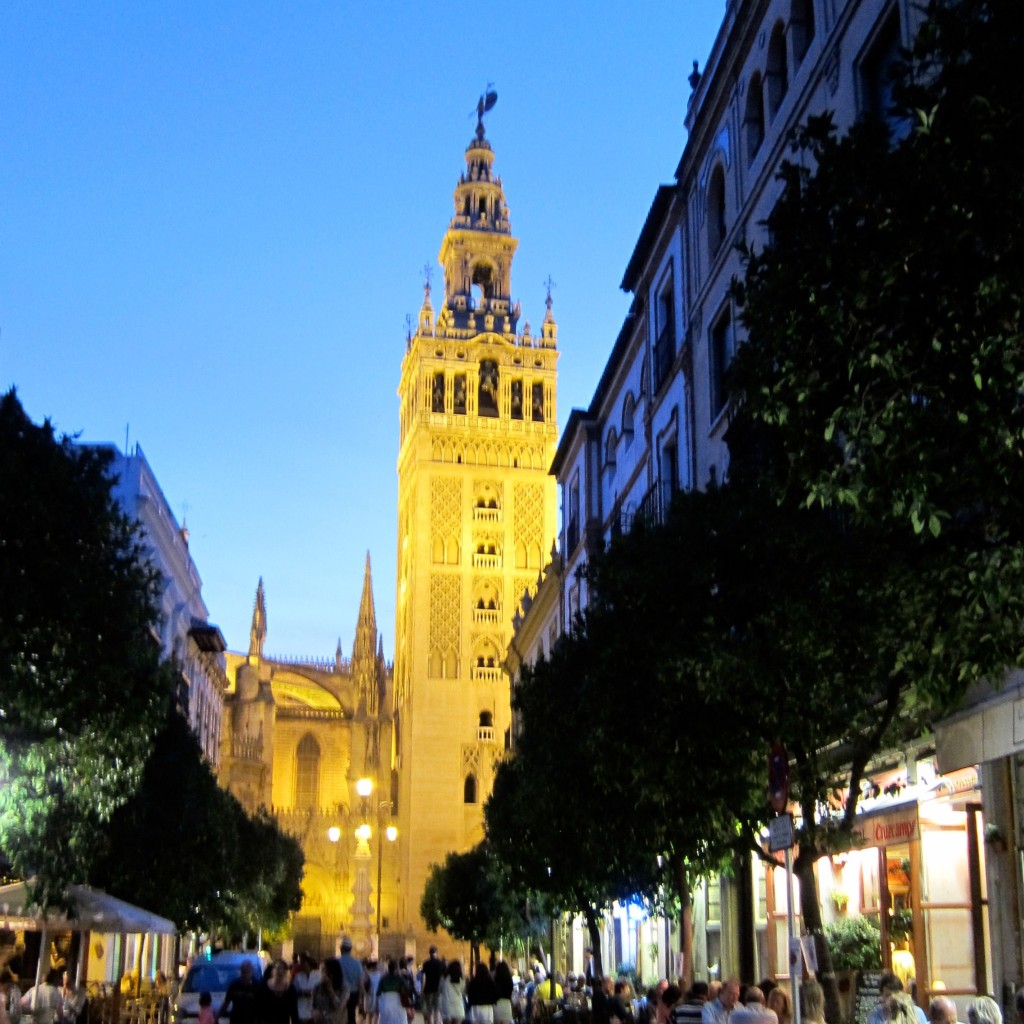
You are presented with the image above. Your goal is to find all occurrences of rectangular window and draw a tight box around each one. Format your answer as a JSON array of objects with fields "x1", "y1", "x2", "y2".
[
  {"x1": 660, "y1": 442, "x2": 679, "y2": 516},
  {"x1": 709, "y1": 308, "x2": 734, "y2": 422},
  {"x1": 566, "y1": 478, "x2": 581, "y2": 553}
]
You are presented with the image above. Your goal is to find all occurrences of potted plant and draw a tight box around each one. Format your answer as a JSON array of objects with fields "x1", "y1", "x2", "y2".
[
  {"x1": 825, "y1": 914, "x2": 882, "y2": 972},
  {"x1": 825, "y1": 915, "x2": 882, "y2": 1023}
]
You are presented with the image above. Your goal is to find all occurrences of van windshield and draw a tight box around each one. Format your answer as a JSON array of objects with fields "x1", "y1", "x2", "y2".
[{"x1": 181, "y1": 965, "x2": 240, "y2": 994}]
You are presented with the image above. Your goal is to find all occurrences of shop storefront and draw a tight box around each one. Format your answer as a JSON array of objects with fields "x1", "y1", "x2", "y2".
[{"x1": 733, "y1": 762, "x2": 991, "y2": 1017}]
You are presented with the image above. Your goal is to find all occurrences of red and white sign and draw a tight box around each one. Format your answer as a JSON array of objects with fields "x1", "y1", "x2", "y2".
[{"x1": 854, "y1": 806, "x2": 919, "y2": 846}]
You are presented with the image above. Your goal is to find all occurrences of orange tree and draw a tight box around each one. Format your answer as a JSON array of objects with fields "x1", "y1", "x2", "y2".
[
  {"x1": 0, "y1": 390, "x2": 171, "y2": 909},
  {"x1": 91, "y1": 704, "x2": 303, "y2": 937}
]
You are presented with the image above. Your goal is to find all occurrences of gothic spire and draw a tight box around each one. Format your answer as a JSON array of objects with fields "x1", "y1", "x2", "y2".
[
  {"x1": 249, "y1": 577, "x2": 266, "y2": 659},
  {"x1": 353, "y1": 552, "x2": 379, "y2": 719}
]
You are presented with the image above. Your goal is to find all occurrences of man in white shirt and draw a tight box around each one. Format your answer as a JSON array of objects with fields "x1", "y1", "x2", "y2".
[
  {"x1": 293, "y1": 953, "x2": 321, "y2": 1024},
  {"x1": 702, "y1": 980, "x2": 740, "y2": 1024},
  {"x1": 866, "y1": 974, "x2": 927, "y2": 1024}
]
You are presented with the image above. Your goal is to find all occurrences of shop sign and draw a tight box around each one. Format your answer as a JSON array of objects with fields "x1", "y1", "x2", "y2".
[{"x1": 854, "y1": 805, "x2": 919, "y2": 846}]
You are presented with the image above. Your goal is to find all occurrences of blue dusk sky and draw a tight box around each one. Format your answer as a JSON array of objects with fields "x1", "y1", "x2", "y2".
[{"x1": 1, "y1": 2, "x2": 725, "y2": 662}]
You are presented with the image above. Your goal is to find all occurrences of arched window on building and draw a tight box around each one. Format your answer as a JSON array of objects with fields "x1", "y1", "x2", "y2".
[
  {"x1": 605, "y1": 427, "x2": 618, "y2": 470},
  {"x1": 464, "y1": 774, "x2": 478, "y2": 804},
  {"x1": 295, "y1": 734, "x2": 320, "y2": 811},
  {"x1": 707, "y1": 165, "x2": 728, "y2": 258},
  {"x1": 791, "y1": 0, "x2": 815, "y2": 67},
  {"x1": 744, "y1": 72, "x2": 766, "y2": 165},
  {"x1": 766, "y1": 21, "x2": 789, "y2": 120},
  {"x1": 622, "y1": 392, "x2": 636, "y2": 449}
]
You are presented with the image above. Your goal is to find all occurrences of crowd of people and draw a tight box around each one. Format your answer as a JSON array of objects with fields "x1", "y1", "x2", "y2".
[{"x1": 20, "y1": 940, "x2": 1014, "y2": 1024}]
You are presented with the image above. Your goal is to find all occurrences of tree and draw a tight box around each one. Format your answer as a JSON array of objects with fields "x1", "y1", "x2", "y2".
[
  {"x1": 92, "y1": 704, "x2": 303, "y2": 937},
  {"x1": 588, "y1": 464, "x2": 934, "y2": 1007},
  {"x1": 221, "y1": 806, "x2": 304, "y2": 942},
  {"x1": 420, "y1": 844, "x2": 535, "y2": 971},
  {"x1": 724, "y1": 0, "x2": 1024, "y2": 1009},
  {"x1": 0, "y1": 390, "x2": 172, "y2": 907},
  {"x1": 490, "y1": 452, "x2": 948, "y2": 1009},
  {"x1": 730, "y1": 0, "x2": 1024, "y2": 709},
  {"x1": 487, "y1": 496, "x2": 772, "y2": 982}
]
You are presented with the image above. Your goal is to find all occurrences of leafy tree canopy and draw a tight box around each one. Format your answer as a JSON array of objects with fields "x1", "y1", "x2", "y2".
[
  {"x1": 90, "y1": 704, "x2": 304, "y2": 937},
  {"x1": 420, "y1": 844, "x2": 538, "y2": 964},
  {"x1": 730, "y1": 0, "x2": 1024, "y2": 706},
  {"x1": 0, "y1": 390, "x2": 172, "y2": 907}
]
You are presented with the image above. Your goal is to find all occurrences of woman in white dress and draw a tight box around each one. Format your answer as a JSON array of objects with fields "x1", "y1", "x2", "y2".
[
  {"x1": 376, "y1": 960, "x2": 407, "y2": 1024},
  {"x1": 440, "y1": 962, "x2": 466, "y2": 1024}
]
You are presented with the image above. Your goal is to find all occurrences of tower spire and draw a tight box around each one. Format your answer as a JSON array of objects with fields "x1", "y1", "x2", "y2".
[
  {"x1": 353, "y1": 552, "x2": 379, "y2": 719},
  {"x1": 435, "y1": 111, "x2": 519, "y2": 337},
  {"x1": 249, "y1": 577, "x2": 266, "y2": 659}
]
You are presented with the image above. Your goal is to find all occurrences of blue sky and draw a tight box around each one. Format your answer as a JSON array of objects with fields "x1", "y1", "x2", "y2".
[{"x1": 1, "y1": 2, "x2": 724, "y2": 661}]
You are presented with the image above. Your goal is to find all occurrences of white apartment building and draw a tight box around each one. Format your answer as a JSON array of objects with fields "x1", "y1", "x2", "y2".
[{"x1": 103, "y1": 443, "x2": 227, "y2": 766}]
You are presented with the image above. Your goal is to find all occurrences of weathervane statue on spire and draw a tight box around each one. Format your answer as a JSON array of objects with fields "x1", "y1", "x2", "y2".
[{"x1": 474, "y1": 84, "x2": 498, "y2": 139}]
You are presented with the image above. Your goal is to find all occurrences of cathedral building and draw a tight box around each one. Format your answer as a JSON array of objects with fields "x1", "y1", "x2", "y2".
[
  {"x1": 219, "y1": 110, "x2": 558, "y2": 962},
  {"x1": 392, "y1": 109, "x2": 560, "y2": 952},
  {"x1": 220, "y1": 556, "x2": 394, "y2": 960}
]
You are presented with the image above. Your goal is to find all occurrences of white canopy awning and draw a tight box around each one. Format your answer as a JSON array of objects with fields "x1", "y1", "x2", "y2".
[{"x1": 0, "y1": 881, "x2": 177, "y2": 935}]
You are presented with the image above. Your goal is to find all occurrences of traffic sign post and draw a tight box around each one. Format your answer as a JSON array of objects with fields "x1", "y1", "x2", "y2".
[
  {"x1": 769, "y1": 743, "x2": 789, "y2": 813},
  {"x1": 767, "y1": 744, "x2": 800, "y2": 1024}
]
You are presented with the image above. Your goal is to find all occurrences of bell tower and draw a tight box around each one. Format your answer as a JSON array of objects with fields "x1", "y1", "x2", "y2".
[{"x1": 392, "y1": 101, "x2": 559, "y2": 952}]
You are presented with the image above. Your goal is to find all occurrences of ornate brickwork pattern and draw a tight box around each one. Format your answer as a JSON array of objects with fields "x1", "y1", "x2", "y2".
[
  {"x1": 515, "y1": 574, "x2": 537, "y2": 606},
  {"x1": 431, "y1": 476, "x2": 463, "y2": 540},
  {"x1": 513, "y1": 483, "x2": 544, "y2": 545},
  {"x1": 429, "y1": 573, "x2": 461, "y2": 654},
  {"x1": 462, "y1": 744, "x2": 481, "y2": 777}
]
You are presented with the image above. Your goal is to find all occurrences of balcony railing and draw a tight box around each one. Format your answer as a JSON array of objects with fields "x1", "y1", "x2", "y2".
[
  {"x1": 473, "y1": 506, "x2": 501, "y2": 522},
  {"x1": 472, "y1": 666, "x2": 501, "y2": 683},
  {"x1": 474, "y1": 607, "x2": 501, "y2": 626},
  {"x1": 478, "y1": 726, "x2": 495, "y2": 744},
  {"x1": 472, "y1": 553, "x2": 501, "y2": 569}
]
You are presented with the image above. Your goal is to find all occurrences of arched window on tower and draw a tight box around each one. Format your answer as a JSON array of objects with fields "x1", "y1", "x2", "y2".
[
  {"x1": 464, "y1": 774, "x2": 478, "y2": 804},
  {"x1": 295, "y1": 734, "x2": 320, "y2": 810},
  {"x1": 479, "y1": 360, "x2": 499, "y2": 417}
]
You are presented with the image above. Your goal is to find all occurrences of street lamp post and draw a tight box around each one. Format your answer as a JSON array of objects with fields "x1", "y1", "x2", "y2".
[
  {"x1": 349, "y1": 778, "x2": 398, "y2": 957},
  {"x1": 375, "y1": 807, "x2": 397, "y2": 940}
]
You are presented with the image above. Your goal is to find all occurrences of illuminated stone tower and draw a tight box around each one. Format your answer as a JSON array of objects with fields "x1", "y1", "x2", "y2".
[{"x1": 393, "y1": 108, "x2": 559, "y2": 952}]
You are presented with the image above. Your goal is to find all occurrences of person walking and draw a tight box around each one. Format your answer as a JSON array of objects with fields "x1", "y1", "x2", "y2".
[
  {"x1": 260, "y1": 960, "x2": 298, "y2": 1024},
  {"x1": 337, "y1": 941, "x2": 363, "y2": 1024},
  {"x1": 493, "y1": 964, "x2": 514, "y2": 1024},
  {"x1": 376, "y1": 962, "x2": 407, "y2": 1024},
  {"x1": 312, "y1": 960, "x2": 346, "y2": 1024},
  {"x1": 421, "y1": 948, "x2": 445, "y2": 1024},
  {"x1": 439, "y1": 963, "x2": 466, "y2": 1024},
  {"x1": 294, "y1": 955, "x2": 321, "y2": 1024},
  {"x1": 466, "y1": 964, "x2": 498, "y2": 1024}
]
